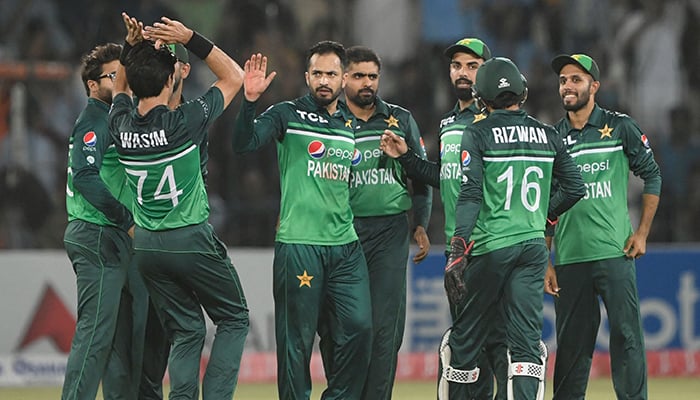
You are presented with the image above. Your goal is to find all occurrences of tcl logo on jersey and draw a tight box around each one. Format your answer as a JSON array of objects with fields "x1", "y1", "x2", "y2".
[
  {"x1": 461, "y1": 150, "x2": 471, "y2": 166},
  {"x1": 295, "y1": 110, "x2": 329, "y2": 123},
  {"x1": 307, "y1": 140, "x2": 353, "y2": 160},
  {"x1": 440, "y1": 115, "x2": 456, "y2": 128},
  {"x1": 83, "y1": 131, "x2": 97, "y2": 147},
  {"x1": 563, "y1": 135, "x2": 577, "y2": 146}
]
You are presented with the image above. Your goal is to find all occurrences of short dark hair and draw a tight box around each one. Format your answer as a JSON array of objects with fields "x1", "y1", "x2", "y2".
[
  {"x1": 125, "y1": 41, "x2": 176, "y2": 99},
  {"x1": 346, "y1": 46, "x2": 381, "y2": 71},
  {"x1": 482, "y1": 91, "x2": 523, "y2": 109},
  {"x1": 79, "y1": 43, "x2": 122, "y2": 96},
  {"x1": 306, "y1": 40, "x2": 346, "y2": 71}
]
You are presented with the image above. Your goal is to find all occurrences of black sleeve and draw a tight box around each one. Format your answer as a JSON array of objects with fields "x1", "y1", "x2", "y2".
[{"x1": 396, "y1": 150, "x2": 440, "y2": 188}]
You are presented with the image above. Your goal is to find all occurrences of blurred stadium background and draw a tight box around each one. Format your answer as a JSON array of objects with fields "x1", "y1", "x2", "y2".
[{"x1": 1, "y1": 0, "x2": 699, "y2": 398}]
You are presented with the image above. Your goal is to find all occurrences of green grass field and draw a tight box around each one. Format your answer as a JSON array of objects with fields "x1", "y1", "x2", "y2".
[{"x1": 1, "y1": 378, "x2": 698, "y2": 399}]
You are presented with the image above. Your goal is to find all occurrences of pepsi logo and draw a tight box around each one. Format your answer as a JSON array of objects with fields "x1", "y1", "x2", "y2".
[
  {"x1": 308, "y1": 140, "x2": 326, "y2": 159},
  {"x1": 461, "y1": 150, "x2": 471, "y2": 166},
  {"x1": 440, "y1": 142, "x2": 444, "y2": 158},
  {"x1": 351, "y1": 149, "x2": 362, "y2": 166},
  {"x1": 83, "y1": 131, "x2": 97, "y2": 147},
  {"x1": 641, "y1": 134, "x2": 650, "y2": 148}
]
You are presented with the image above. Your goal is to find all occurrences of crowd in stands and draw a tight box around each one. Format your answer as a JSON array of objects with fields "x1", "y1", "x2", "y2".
[{"x1": 1, "y1": 0, "x2": 699, "y2": 248}]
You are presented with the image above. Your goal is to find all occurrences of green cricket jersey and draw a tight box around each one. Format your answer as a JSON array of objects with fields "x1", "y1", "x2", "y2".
[
  {"x1": 108, "y1": 87, "x2": 225, "y2": 230},
  {"x1": 232, "y1": 94, "x2": 358, "y2": 245},
  {"x1": 394, "y1": 102, "x2": 486, "y2": 249},
  {"x1": 66, "y1": 98, "x2": 133, "y2": 231},
  {"x1": 348, "y1": 97, "x2": 431, "y2": 227},
  {"x1": 438, "y1": 102, "x2": 486, "y2": 248},
  {"x1": 553, "y1": 104, "x2": 662, "y2": 265},
  {"x1": 454, "y1": 109, "x2": 585, "y2": 256}
]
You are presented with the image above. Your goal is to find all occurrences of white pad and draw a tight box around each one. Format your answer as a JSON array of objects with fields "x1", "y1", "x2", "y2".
[
  {"x1": 506, "y1": 340, "x2": 547, "y2": 400},
  {"x1": 438, "y1": 329, "x2": 480, "y2": 400}
]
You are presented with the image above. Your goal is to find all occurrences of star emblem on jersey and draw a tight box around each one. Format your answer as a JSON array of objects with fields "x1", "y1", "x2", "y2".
[
  {"x1": 297, "y1": 270, "x2": 313, "y2": 288},
  {"x1": 473, "y1": 113, "x2": 487, "y2": 123},
  {"x1": 598, "y1": 124, "x2": 613, "y2": 139},
  {"x1": 345, "y1": 119, "x2": 353, "y2": 128},
  {"x1": 385, "y1": 115, "x2": 399, "y2": 128}
]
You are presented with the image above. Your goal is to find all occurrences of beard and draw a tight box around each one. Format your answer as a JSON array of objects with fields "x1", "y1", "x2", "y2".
[
  {"x1": 562, "y1": 85, "x2": 591, "y2": 112},
  {"x1": 312, "y1": 86, "x2": 341, "y2": 107},
  {"x1": 347, "y1": 88, "x2": 375, "y2": 107},
  {"x1": 453, "y1": 79, "x2": 473, "y2": 101},
  {"x1": 455, "y1": 87, "x2": 473, "y2": 102},
  {"x1": 562, "y1": 94, "x2": 590, "y2": 112},
  {"x1": 97, "y1": 87, "x2": 113, "y2": 105}
]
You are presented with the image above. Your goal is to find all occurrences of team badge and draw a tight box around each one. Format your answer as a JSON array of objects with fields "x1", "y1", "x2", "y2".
[
  {"x1": 461, "y1": 150, "x2": 471, "y2": 166},
  {"x1": 297, "y1": 270, "x2": 313, "y2": 288},
  {"x1": 385, "y1": 115, "x2": 399, "y2": 128},
  {"x1": 641, "y1": 134, "x2": 650, "y2": 148},
  {"x1": 598, "y1": 124, "x2": 613, "y2": 139},
  {"x1": 351, "y1": 148, "x2": 362, "y2": 166},
  {"x1": 83, "y1": 131, "x2": 97, "y2": 147},
  {"x1": 307, "y1": 140, "x2": 326, "y2": 159}
]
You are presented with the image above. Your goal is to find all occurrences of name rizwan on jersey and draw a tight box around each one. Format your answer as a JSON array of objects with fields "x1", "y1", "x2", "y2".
[
  {"x1": 349, "y1": 167, "x2": 398, "y2": 188},
  {"x1": 119, "y1": 130, "x2": 169, "y2": 149},
  {"x1": 307, "y1": 160, "x2": 350, "y2": 181},
  {"x1": 492, "y1": 126, "x2": 548, "y2": 144}
]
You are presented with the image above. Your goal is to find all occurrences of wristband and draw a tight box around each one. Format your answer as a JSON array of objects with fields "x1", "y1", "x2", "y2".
[
  {"x1": 120, "y1": 41, "x2": 133, "y2": 65},
  {"x1": 185, "y1": 31, "x2": 214, "y2": 60}
]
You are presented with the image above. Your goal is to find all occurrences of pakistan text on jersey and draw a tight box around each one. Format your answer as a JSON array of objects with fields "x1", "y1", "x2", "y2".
[
  {"x1": 583, "y1": 181, "x2": 612, "y2": 200},
  {"x1": 119, "y1": 130, "x2": 169, "y2": 149},
  {"x1": 440, "y1": 163, "x2": 461, "y2": 180},
  {"x1": 349, "y1": 168, "x2": 397, "y2": 188},
  {"x1": 307, "y1": 160, "x2": 350, "y2": 181},
  {"x1": 492, "y1": 126, "x2": 548, "y2": 144}
]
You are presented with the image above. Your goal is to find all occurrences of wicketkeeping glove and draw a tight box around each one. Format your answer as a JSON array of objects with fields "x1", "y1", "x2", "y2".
[{"x1": 444, "y1": 237, "x2": 475, "y2": 305}]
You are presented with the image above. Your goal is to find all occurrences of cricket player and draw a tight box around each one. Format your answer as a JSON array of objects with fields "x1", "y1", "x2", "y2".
[
  {"x1": 546, "y1": 53, "x2": 662, "y2": 400},
  {"x1": 342, "y1": 45, "x2": 432, "y2": 400},
  {"x1": 381, "y1": 38, "x2": 509, "y2": 399},
  {"x1": 108, "y1": 13, "x2": 249, "y2": 399},
  {"x1": 62, "y1": 42, "x2": 135, "y2": 400},
  {"x1": 231, "y1": 42, "x2": 372, "y2": 399},
  {"x1": 442, "y1": 57, "x2": 585, "y2": 400}
]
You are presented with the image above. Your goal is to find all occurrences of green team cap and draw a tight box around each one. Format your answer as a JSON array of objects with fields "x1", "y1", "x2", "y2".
[
  {"x1": 551, "y1": 53, "x2": 599, "y2": 81},
  {"x1": 444, "y1": 38, "x2": 491, "y2": 60},
  {"x1": 167, "y1": 44, "x2": 190, "y2": 63},
  {"x1": 473, "y1": 57, "x2": 525, "y2": 102}
]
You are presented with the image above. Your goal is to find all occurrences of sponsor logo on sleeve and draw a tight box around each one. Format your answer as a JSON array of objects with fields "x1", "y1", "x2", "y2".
[
  {"x1": 82, "y1": 131, "x2": 97, "y2": 147},
  {"x1": 461, "y1": 150, "x2": 471, "y2": 166}
]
